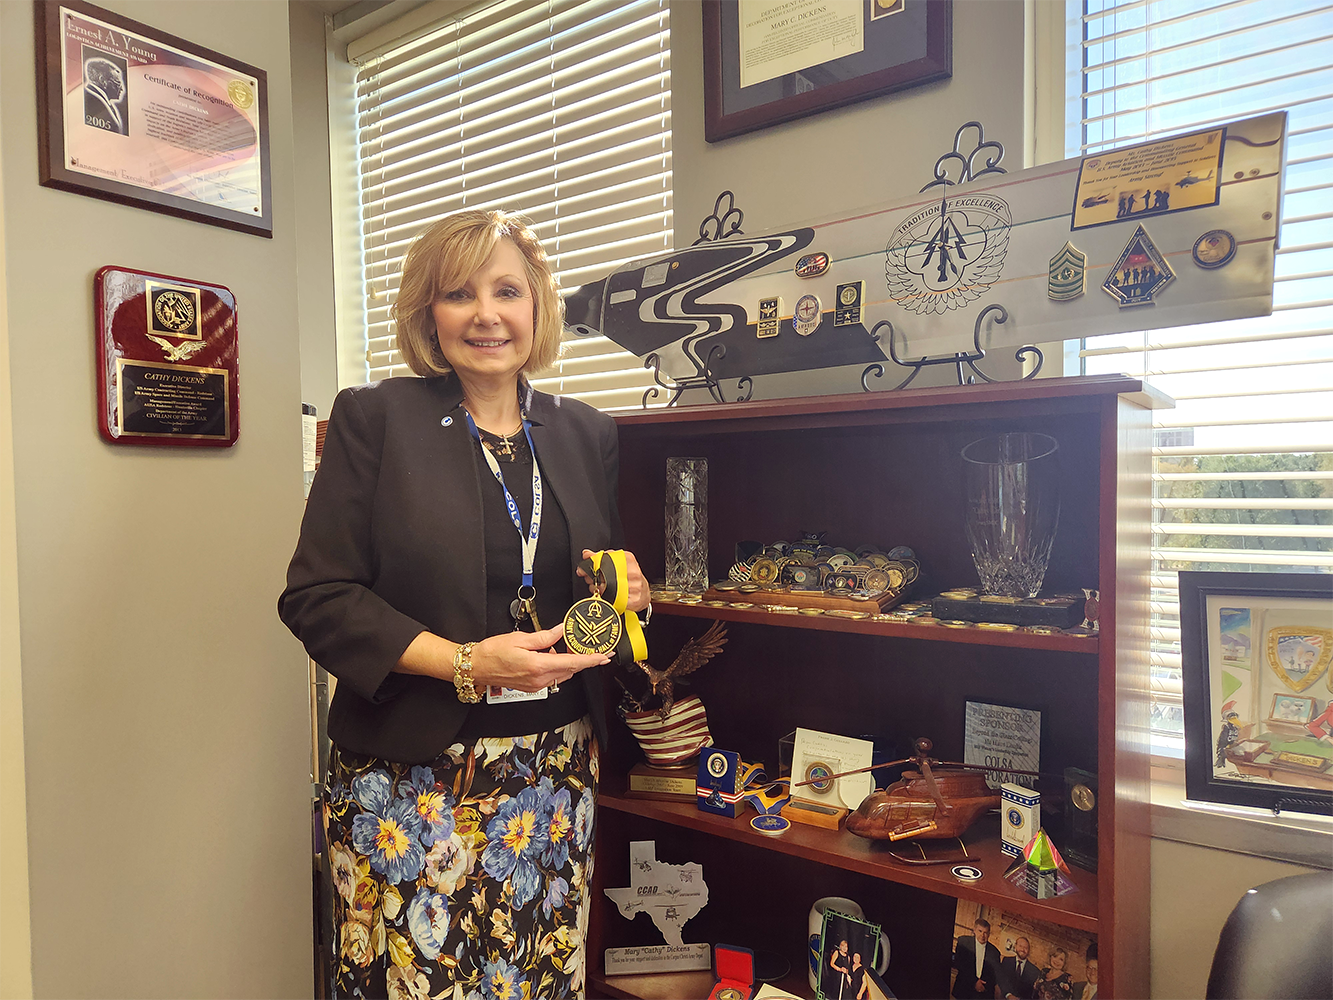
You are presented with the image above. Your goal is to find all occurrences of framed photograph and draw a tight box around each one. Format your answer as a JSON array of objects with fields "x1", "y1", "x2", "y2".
[
  {"x1": 951, "y1": 899, "x2": 1097, "y2": 1000},
  {"x1": 1179, "y1": 571, "x2": 1333, "y2": 815},
  {"x1": 817, "y1": 907, "x2": 887, "y2": 1000},
  {"x1": 35, "y1": 0, "x2": 272, "y2": 237},
  {"x1": 702, "y1": 0, "x2": 951, "y2": 142}
]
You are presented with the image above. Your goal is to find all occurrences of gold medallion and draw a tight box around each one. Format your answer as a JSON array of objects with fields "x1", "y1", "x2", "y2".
[
  {"x1": 718, "y1": 990, "x2": 745, "y2": 1000},
  {"x1": 1072, "y1": 784, "x2": 1096, "y2": 812},
  {"x1": 227, "y1": 79, "x2": 255, "y2": 110},
  {"x1": 563, "y1": 596, "x2": 622, "y2": 655}
]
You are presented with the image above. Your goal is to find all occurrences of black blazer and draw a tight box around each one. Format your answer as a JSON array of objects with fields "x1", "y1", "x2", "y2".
[
  {"x1": 279, "y1": 375, "x2": 622, "y2": 763},
  {"x1": 1000, "y1": 955, "x2": 1042, "y2": 999},
  {"x1": 952, "y1": 937, "x2": 1001, "y2": 999}
]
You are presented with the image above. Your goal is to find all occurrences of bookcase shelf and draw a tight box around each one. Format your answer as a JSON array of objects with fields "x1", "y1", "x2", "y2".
[
  {"x1": 600, "y1": 792, "x2": 1100, "y2": 933},
  {"x1": 589, "y1": 376, "x2": 1163, "y2": 999},
  {"x1": 653, "y1": 600, "x2": 1101, "y2": 654}
]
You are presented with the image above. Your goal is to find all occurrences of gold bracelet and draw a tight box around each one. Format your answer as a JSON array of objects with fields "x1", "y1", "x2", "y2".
[{"x1": 452, "y1": 641, "x2": 481, "y2": 704}]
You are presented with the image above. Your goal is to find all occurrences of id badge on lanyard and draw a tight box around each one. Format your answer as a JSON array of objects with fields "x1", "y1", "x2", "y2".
[{"x1": 464, "y1": 410, "x2": 549, "y2": 704}]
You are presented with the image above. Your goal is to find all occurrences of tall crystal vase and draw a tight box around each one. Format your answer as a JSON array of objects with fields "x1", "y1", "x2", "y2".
[
  {"x1": 962, "y1": 433, "x2": 1061, "y2": 598},
  {"x1": 665, "y1": 457, "x2": 708, "y2": 593}
]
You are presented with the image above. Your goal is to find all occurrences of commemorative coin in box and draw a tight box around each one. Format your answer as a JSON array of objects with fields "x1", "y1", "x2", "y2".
[
  {"x1": 697, "y1": 747, "x2": 744, "y2": 817},
  {"x1": 709, "y1": 943, "x2": 754, "y2": 1000}
]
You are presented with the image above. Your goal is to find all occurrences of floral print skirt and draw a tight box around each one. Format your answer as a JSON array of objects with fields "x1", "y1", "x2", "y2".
[{"x1": 324, "y1": 718, "x2": 598, "y2": 1000}]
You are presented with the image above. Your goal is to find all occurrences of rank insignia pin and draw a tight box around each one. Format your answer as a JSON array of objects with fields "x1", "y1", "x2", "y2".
[{"x1": 1047, "y1": 242, "x2": 1087, "y2": 301}]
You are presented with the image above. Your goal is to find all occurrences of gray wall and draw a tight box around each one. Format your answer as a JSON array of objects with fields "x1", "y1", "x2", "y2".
[
  {"x1": 1, "y1": 2, "x2": 312, "y2": 995},
  {"x1": 0, "y1": 6, "x2": 35, "y2": 993},
  {"x1": 668, "y1": 0, "x2": 1027, "y2": 398},
  {"x1": 291, "y1": 0, "x2": 340, "y2": 423}
]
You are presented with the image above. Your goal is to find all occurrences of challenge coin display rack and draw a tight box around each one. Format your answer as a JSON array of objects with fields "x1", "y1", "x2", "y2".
[{"x1": 587, "y1": 376, "x2": 1166, "y2": 1000}]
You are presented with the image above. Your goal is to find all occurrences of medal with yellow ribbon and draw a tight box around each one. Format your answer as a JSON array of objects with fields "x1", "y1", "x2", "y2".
[{"x1": 564, "y1": 550, "x2": 648, "y2": 663}]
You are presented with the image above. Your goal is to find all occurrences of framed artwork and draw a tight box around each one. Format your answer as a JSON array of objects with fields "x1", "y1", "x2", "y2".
[
  {"x1": 702, "y1": 0, "x2": 952, "y2": 142},
  {"x1": 35, "y1": 0, "x2": 272, "y2": 237},
  {"x1": 1179, "y1": 570, "x2": 1333, "y2": 815}
]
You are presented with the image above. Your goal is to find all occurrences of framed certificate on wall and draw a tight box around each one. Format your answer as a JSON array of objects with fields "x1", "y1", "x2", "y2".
[
  {"x1": 35, "y1": 0, "x2": 272, "y2": 237},
  {"x1": 703, "y1": 0, "x2": 952, "y2": 143}
]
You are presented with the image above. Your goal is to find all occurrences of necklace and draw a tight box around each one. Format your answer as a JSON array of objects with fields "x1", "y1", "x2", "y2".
[{"x1": 475, "y1": 424, "x2": 528, "y2": 462}]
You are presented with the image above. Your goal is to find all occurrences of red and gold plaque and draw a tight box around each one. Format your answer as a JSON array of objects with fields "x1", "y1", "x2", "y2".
[{"x1": 95, "y1": 266, "x2": 238, "y2": 447}]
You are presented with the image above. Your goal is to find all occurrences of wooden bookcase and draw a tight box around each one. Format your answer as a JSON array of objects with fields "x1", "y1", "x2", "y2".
[{"x1": 589, "y1": 376, "x2": 1165, "y2": 999}]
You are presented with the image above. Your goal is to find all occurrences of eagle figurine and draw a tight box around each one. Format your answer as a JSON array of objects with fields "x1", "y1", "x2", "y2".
[{"x1": 632, "y1": 620, "x2": 727, "y2": 719}]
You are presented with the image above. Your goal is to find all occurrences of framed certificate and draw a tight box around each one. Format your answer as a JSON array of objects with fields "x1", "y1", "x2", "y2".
[
  {"x1": 36, "y1": 0, "x2": 272, "y2": 237},
  {"x1": 703, "y1": 0, "x2": 951, "y2": 143}
]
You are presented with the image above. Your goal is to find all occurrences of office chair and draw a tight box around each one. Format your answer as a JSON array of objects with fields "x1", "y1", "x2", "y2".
[{"x1": 1205, "y1": 870, "x2": 1333, "y2": 999}]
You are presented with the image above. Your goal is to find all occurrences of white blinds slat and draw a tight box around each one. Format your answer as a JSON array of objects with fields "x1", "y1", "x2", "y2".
[
  {"x1": 1070, "y1": 0, "x2": 1333, "y2": 745},
  {"x1": 352, "y1": 0, "x2": 670, "y2": 398}
]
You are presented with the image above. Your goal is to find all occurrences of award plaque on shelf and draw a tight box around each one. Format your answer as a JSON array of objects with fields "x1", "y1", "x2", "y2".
[
  {"x1": 627, "y1": 761, "x2": 700, "y2": 803},
  {"x1": 95, "y1": 266, "x2": 238, "y2": 447}
]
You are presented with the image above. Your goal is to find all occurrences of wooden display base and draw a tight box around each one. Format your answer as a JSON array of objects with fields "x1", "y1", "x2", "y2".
[
  {"x1": 701, "y1": 586, "x2": 906, "y2": 614},
  {"x1": 780, "y1": 799, "x2": 848, "y2": 830}
]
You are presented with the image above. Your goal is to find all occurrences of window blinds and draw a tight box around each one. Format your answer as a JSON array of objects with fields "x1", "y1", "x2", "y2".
[
  {"x1": 351, "y1": 0, "x2": 671, "y2": 409},
  {"x1": 1070, "y1": 0, "x2": 1333, "y2": 745}
]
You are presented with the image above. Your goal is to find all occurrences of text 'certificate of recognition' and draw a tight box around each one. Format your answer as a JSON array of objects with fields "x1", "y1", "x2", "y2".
[
  {"x1": 58, "y1": 6, "x2": 263, "y2": 219},
  {"x1": 738, "y1": 0, "x2": 864, "y2": 89}
]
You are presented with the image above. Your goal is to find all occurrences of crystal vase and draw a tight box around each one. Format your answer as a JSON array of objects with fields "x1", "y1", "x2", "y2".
[
  {"x1": 665, "y1": 457, "x2": 708, "y2": 593},
  {"x1": 961, "y1": 433, "x2": 1061, "y2": 598}
]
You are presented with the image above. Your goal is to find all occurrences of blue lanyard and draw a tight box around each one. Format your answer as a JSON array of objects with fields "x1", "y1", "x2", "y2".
[{"x1": 463, "y1": 411, "x2": 542, "y2": 589}]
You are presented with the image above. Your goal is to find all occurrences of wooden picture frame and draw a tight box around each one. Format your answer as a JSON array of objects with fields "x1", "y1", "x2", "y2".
[
  {"x1": 1179, "y1": 570, "x2": 1333, "y2": 815},
  {"x1": 702, "y1": 0, "x2": 951, "y2": 143},
  {"x1": 35, "y1": 0, "x2": 272, "y2": 237}
]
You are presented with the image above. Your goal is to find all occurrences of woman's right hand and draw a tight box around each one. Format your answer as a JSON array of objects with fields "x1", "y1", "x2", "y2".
[{"x1": 469, "y1": 625, "x2": 609, "y2": 692}]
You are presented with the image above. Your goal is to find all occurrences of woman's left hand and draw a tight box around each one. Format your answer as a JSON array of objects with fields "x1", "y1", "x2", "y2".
[{"x1": 579, "y1": 548, "x2": 650, "y2": 613}]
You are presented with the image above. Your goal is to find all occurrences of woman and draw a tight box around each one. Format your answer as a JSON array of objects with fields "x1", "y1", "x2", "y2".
[
  {"x1": 1033, "y1": 947, "x2": 1074, "y2": 1000},
  {"x1": 825, "y1": 938, "x2": 852, "y2": 999},
  {"x1": 849, "y1": 951, "x2": 871, "y2": 999},
  {"x1": 280, "y1": 210, "x2": 648, "y2": 998}
]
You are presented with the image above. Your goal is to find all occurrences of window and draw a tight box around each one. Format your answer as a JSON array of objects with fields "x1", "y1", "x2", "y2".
[
  {"x1": 1065, "y1": 0, "x2": 1333, "y2": 752},
  {"x1": 347, "y1": 0, "x2": 672, "y2": 410}
]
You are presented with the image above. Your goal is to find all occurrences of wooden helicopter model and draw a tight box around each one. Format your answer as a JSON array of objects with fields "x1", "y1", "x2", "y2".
[{"x1": 796, "y1": 737, "x2": 1044, "y2": 865}]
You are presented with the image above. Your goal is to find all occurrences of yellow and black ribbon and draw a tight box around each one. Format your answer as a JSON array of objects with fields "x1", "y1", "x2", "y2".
[{"x1": 580, "y1": 549, "x2": 648, "y2": 664}]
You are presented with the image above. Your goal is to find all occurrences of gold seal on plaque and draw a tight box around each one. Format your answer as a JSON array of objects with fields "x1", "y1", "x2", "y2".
[
  {"x1": 227, "y1": 80, "x2": 255, "y2": 110},
  {"x1": 562, "y1": 596, "x2": 622, "y2": 655},
  {"x1": 153, "y1": 289, "x2": 196, "y2": 334}
]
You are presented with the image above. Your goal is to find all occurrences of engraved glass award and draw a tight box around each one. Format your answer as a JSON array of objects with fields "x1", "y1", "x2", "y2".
[
  {"x1": 665, "y1": 457, "x2": 708, "y2": 593},
  {"x1": 961, "y1": 433, "x2": 1060, "y2": 598}
]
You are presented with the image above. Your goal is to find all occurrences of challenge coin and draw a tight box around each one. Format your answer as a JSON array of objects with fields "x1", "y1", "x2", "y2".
[
  {"x1": 793, "y1": 293, "x2": 822, "y2": 336},
  {"x1": 751, "y1": 814, "x2": 791, "y2": 836},
  {"x1": 1193, "y1": 229, "x2": 1236, "y2": 269}
]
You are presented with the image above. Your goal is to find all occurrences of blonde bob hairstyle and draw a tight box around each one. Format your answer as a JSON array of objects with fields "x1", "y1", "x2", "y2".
[{"x1": 391, "y1": 209, "x2": 564, "y2": 378}]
